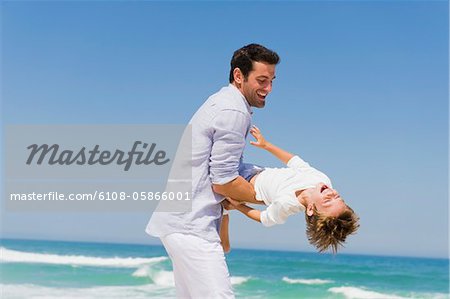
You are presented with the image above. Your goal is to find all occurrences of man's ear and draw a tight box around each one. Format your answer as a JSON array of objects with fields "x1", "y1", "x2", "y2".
[
  {"x1": 233, "y1": 68, "x2": 243, "y2": 85},
  {"x1": 306, "y1": 204, "x2": 314, "y2": 217}
]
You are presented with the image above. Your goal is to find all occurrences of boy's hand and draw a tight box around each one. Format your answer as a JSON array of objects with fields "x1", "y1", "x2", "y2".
[{"x1": 250, "y1": 125, "x2": 268, "y2": 149}]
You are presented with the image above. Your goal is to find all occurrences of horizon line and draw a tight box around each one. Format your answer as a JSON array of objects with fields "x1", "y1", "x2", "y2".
[{"x1": 1, "y1": 236, "x2": 448, "y2": 261}]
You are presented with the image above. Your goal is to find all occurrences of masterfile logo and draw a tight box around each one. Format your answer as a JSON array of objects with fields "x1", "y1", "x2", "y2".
[
  {"x1": 5, "y1": 125, "x2": 192, "y2": 213},
  {"x1": 26, "y1": 141, "x2": 170, "y2": 171}
]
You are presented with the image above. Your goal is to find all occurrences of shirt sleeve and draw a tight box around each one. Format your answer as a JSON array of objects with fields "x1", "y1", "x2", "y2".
[
  {"x1": 260, "y1": 197, "x2": 298, "y2": 227},
  {"x1": 286, "y1": 155, "x2": 312, "y2": 172},
  {"x1": 209, "y1": 109, "x2": 250, "y2": 185},
  {"x1": 287, "y1": 155, "x2": 333, "y2": 188}
]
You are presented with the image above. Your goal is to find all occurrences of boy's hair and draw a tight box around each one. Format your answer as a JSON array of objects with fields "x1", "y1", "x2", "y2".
[
  {"x1": 305, "y1": 204, "x2": 360, "y2": 253},
  {"x1": 229, "y1": 43, "x2": 280, "y2": 83}
]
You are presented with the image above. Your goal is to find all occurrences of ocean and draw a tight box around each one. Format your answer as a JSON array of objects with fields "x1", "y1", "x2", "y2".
[{"x1": 0, "y1": 239, "x2": 448, "y2": 299}]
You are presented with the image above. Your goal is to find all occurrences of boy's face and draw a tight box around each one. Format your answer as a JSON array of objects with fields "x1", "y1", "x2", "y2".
[{"x1": 307, "y1": 183, "x2": 347, "y2": 217}]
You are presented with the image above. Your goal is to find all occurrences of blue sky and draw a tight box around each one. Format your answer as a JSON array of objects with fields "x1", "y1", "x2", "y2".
[{"x1": 1, "y1": 1, "x2": 448, "y2": 258}]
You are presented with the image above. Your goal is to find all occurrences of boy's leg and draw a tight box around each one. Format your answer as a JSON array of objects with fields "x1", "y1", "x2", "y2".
[{"x1": 161, "y1": 233, "x2": 235, "y2": 299}]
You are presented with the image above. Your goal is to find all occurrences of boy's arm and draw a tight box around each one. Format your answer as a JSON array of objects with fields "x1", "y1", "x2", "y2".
[
  {"x1": 219, "y1": 213, "x2": 231, "y2": 253},
  {"x1": 224, "y1": 198, "x2": 261, "y2": 223},
  {"x1": 225, "y1": 196, "x2": 293, "y2": 227},
  {"x1": 235, "y1": 204, "x2": 262, "y2": 223},
  {"x1": 250, "y1": 126, "x2": 294, "y2": 165}
]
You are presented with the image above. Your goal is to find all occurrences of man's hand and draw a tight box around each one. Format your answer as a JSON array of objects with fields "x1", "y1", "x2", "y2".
[
  {"x1": 222, "y1": 197, "x2": 241, "y2": 211},
  {"x1": 223, "y1": 198, "x2": 262, "y2": 224},
  {"x1": 227, "y1": 197, "x2": 241, "y2": 207}
]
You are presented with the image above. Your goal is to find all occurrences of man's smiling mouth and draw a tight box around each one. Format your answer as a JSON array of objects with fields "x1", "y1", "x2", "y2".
[{"x1": 256, "y1": 91, "x2": 267, "y2": 99}]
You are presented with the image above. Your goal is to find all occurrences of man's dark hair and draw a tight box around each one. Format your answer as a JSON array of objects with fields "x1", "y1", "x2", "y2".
[{"x1": 229, "y1": 43, "x2": 280, "y2": 83}]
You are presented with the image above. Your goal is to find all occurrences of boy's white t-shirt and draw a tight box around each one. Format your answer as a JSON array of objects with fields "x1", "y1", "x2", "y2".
[{"x1": 254, "y1": 155, "x2": 332, "y2": 227}]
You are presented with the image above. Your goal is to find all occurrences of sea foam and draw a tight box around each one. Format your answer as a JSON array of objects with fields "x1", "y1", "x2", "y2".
[
  {"x1": 282, "y1": 276, "x2": 333, "y2": 285},
  {"x1": 132, "y1": 265, "x2": 175, "y2": 286},
  {"x1": 132, "y1": 264, "x2": 250, "y2": 287},
  {"x1": 0, "y1": 247, "x2": 167, "y2": 268},
  {"x1": 328, "y1": 286, "x2": 408, "y2": 299},
  {"x1": 0, "y1": 283, "x2": 176, "y2": 299},
  {"x1": 230, "y1": 276, "x2": 251, "y2": 285}
]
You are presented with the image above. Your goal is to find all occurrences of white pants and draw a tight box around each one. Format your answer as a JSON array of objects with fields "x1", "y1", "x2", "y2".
[{"x1": 161, "y1": 233, "x2": 235, "y2": 299}]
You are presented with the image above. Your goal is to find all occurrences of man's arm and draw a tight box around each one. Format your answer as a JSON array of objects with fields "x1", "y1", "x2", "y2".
[
  {"x1": 250, "y1": 125, "x2": 294, "y2": 165},
  {"x1": 212, "y1": 176, "x2": 260, "y2": 204},
  {"x1": 209, "y1": 110, "x2": 259, "y2": 203}
]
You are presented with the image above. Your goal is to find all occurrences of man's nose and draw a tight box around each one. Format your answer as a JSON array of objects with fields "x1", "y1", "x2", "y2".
[{"x1": 264, "y1": 82, "x2": 272, "y2": 93}]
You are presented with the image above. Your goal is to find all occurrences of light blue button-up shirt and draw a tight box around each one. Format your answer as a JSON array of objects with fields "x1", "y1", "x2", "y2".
[{"x1": 146, "y1": 84, "x2": 258, "y2": 242}]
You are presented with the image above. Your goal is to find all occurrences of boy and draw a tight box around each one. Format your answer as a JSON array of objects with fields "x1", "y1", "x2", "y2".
[{"x1": 221, "y1": 126, "x2": 359, "y2": 253}]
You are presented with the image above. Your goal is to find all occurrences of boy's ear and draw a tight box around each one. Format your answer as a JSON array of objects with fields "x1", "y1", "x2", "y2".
[{"x1": 306, "y1": 204, "x2": 314, "y2": 217}]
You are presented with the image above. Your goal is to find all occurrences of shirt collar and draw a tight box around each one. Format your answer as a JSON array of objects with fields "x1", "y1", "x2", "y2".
[{"x1": 229, "y1": 83, "x2": 253, "y2": 115}]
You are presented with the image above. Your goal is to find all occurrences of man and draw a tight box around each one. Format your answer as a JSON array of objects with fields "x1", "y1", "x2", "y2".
[{"x1": 146, "y1": 43, "x2": 279, "y2": 298}]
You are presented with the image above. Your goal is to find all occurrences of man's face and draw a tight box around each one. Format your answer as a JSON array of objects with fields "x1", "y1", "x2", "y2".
[
  {"x1": 238, "y1": 61, "x2": 276, "y2": 108},
  {"x1": 308, "y1": 183, "x2": 347, "y2": 217}
]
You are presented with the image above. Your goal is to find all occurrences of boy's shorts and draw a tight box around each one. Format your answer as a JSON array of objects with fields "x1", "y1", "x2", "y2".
[{"x1": 238, "y1": 162, "x2": 265, "y2": 182}]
